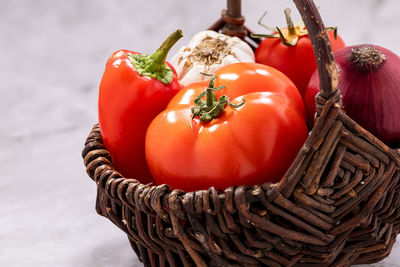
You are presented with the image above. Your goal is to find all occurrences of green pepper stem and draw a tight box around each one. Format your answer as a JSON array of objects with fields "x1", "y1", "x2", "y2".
[
  {"x1": 128, "y1": 29, "x2": 183, "y2": 84},
  {"x1": 149, "y1": 29, "x2": 183, "y2": 71},
  {"x1": 284, "y1": 8, "x2": 296, "y2": 36}
]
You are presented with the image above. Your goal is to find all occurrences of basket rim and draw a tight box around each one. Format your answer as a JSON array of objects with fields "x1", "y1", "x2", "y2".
[{"x1": 84, "y1": 102, "x2": 400, "y2": 196}]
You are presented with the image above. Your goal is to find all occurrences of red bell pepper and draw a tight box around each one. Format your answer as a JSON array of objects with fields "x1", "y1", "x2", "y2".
[{"x1": 98, "y1": 29, "x2": 183, "y2": 183}]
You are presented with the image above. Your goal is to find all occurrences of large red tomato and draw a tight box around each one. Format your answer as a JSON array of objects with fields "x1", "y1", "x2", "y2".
[
  {"x1": 145, "y1": 63, "x2": 308, "y2": 192},
  {"x1": 255, "y1": 26, "x2": 345, "y2": 97}
]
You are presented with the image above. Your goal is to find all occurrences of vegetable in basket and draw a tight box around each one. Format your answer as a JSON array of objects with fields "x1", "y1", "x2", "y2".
[
  {"x1": 253, "y1": 8, "x2": 345, "y2": 97},
  {"x1": 170, "y1": 30, "x2": 255, "y2": 86},
  {"x1": 305, "y1": 44, "x2": 400, "y2": 147},
  {"x1": 98, "y1": 29, "x2": 183, "y2": 183},
  {"x1": 145, "y1": 62, "x2": 308, "y2": 191}
]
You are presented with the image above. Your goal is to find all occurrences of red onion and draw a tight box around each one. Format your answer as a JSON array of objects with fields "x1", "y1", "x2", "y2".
[{"x1": 305, "y1": 44, "x2": 400, "y2": 147}]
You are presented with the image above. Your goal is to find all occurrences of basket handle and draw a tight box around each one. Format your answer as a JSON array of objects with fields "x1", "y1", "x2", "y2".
[
  {"x1": 226, "y1": 0, "x2": 242, "y2": 19},
  {"x1": 293, "y1": 0, "x2": 339, "y2": 99},
  {"x1": 212, "y1": 0, "x2": 339, "y2": 100},
  {"x1": 208, "y1": 0, "x2": 247, "y2": 38}
]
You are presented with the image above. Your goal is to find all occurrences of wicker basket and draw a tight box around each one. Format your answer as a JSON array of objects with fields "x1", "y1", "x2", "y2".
[{"x1": 82, "y1": 0, "x2": 400, "y2": 266}]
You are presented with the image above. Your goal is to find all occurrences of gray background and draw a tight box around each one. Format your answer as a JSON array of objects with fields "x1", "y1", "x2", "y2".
[{"x1": 1, "y1": 0, "x2": 400, "y2": 266}]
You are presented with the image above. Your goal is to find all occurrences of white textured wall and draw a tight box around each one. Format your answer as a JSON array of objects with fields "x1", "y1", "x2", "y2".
[{"x1": 1, "y1": 0, "x2": 400, "y2": 266}]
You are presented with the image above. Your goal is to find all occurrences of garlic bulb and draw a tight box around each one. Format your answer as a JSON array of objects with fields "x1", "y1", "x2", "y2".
[{"x1": 170, "y1": 30, "x2": 255, "y2": 86}]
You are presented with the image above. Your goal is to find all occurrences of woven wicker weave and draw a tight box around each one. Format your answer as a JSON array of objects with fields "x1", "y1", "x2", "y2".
[{"x1": 82, "y1": 0, "x2": 400, "y2": 266}]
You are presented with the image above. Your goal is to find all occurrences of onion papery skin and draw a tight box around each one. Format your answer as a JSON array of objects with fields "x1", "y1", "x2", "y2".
[{"x1": 305, "y1": 44, "x2": 400, "y2": 147}]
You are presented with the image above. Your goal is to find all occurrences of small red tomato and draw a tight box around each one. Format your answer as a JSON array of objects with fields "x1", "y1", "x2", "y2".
[
  {"x1": 255, "y1": 8, "x2": 345, "y2": 97},
  {"x1": 145, "y1": 63, "x2": 308, "y2": 192}
]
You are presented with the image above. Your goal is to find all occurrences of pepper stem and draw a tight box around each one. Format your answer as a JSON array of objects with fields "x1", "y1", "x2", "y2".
[
  {"x1": 128, "y1": 29, "x2": 183, "y2": 84},
  {"x1": 150, "y1": 29, "x2": 183, "y2": 69}
]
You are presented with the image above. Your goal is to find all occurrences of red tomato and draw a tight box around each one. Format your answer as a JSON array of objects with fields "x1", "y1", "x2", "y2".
[
  {"x1": 255, "y1": 29, "x2": 345, "y2": 97},
  {"x1": 145, "y1": 63, "x2": 308, "y2": 192}
]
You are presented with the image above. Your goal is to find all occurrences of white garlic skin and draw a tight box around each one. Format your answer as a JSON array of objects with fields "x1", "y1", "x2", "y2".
[{"x1": 170, "y1": 30, "x2": 255, "y2": 87}]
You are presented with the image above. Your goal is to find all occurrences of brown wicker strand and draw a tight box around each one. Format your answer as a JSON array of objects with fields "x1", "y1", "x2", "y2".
[{"x1": 293, "y1": 0, "x2": 338, "y2": 99}]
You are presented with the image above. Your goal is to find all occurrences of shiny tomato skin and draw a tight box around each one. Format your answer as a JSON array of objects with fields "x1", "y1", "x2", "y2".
[
  {"x1": 255, "y1": 31, "x2": 345, "y2": 97},
  {"x1": 99, "y1": 49, "x2": 181, "y2": 183},
  {"x1": 145, "y1": 63, "x2": 308, "y2": 192},
  {"x1": 168, "y1": 63, "x2": 305, "y2": 118}
]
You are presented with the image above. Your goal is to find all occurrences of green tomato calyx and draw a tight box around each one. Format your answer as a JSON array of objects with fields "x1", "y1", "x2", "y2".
[
  {"x1": 191, "y1": 73, "x2": 245, "y2": 122},
  {"x1": 250, "y1": 8, "x2": 338, "y2": 47}
]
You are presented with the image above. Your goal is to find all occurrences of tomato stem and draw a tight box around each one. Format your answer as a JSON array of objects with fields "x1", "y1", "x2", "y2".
[
  {"x1": 276, "y1": 27, "x2": 293, "y2": 47},
  {"x1": 252, "y1": 7, "x2": 340, "y2": 48},
  {"x1": 206, "y1": 88, "x2": 214, "y2": 107},
  {"x1": 191, "y1": 74, "x2": 245, "y2": 122},
  {"x1": 325, "y1": 27, "x2": 338, "y2": 40},
  {"x1": 205, "y1": 74, "x2": 217, "y2": 107},
  {"x1": 257, "y1": 11, "x2": 277, "y2": 32},
  {"x1": 284, "y1": 8, "x2": 296, "y2": 36}
]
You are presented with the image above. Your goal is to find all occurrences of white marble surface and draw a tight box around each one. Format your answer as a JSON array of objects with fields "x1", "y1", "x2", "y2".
[{"x1": 1, "y1": 0, "x2": 400, "y2": 266}]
